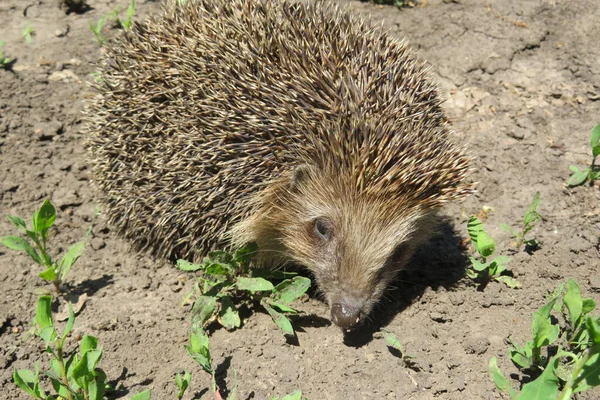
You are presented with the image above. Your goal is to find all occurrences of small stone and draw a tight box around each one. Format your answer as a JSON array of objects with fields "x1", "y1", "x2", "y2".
[
  {"x1": 463, "y1": 336, "x2": 490, "y2": 355},
  {"x1": 48, "y1": 69, "x2": 78, "y2": 82},
  {"x1": 35, "y1": 121, "x2": 63, "y2": 141},
  {"x1": 55, "y1": 25, "x2": 70, "y2": 37},
  {"x1": 90, "y1": 237, "x2": 106, "y2": 250}
]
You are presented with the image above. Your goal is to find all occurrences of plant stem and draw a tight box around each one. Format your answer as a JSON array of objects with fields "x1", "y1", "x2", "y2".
[
  {"x1": 56, "y1": 344, "x2": 74, "y2": 400},
  {"x1": 557, "y1": 347, "x2": 596, "y2": 400}
]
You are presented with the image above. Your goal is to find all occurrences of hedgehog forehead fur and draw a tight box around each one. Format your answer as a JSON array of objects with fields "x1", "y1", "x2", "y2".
[{"x1": 86, "y1": 0, "x2": 473, "y2": 327}]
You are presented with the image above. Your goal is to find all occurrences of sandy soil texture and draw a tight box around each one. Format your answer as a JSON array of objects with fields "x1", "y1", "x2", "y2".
[{"x1": 1, "y1": 0, "x2": 599, "y2": 399}]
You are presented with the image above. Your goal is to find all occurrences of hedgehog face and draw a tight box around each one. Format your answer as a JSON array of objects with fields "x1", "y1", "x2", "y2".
[{"x1": 277, "y1": 165, "x2": 434, "y2": 330}]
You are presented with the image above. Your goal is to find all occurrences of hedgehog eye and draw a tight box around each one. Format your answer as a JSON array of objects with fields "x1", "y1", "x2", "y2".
[{"x1": 314, "y1": 218, "x2": 333, "y2": 241}]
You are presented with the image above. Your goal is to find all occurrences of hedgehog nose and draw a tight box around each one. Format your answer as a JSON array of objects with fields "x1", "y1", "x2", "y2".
[{"x1": 331, "y1": 302, "x2": 363, "y2": 330}]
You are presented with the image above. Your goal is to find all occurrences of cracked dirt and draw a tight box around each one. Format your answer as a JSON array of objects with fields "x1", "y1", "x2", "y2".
[{"x1": 1, "y1": 0, "x2": 599, "y2": 399}]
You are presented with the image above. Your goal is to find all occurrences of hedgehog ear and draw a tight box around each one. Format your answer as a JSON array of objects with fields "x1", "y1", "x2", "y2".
[{"x1": 289, "y1": 164, "x2": 314, "y2": 190}]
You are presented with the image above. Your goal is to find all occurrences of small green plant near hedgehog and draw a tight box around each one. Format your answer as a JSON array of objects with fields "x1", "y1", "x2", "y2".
[
  {"x1": 0, "y1": 41, "x2": 14, "y2": 69},
  {"x1": 13, "y1": 295, "x2": 152, "y2": 400},
  {"x1": 0, "y1": 200, "x2": 85, "y2": 294},
  {"x1": 500, "y1": 191, "x2": 542, "y2": 251},
  {"x1": 89, "y1": 0, "x2": 136, "y2": 44},
  {"x1": 466, "y1": 216, "x2": 520, "y2": 288},
  {"x1": 22, "y1": 22, "x2": 35, "y2": 44},
  {"x1": 185, "y1": 325, "x2": 303, "y2": 400},
  {"x1": 380, "y1": 329, "x2": 417, "y2": 368},
  {"x1": 568, "y1": 124, "x2": 600, "y2": 187},
  {"x1": 177, "y1": 243, "x2": 311, "y2": 338},
  {"x1": 185, "y1": 325, "x2": 232, "y2": 399},
  {"x1": 489, "y1": 278, "x2": 600, "y2": 399},
  {"x1": 15, "y1": 296, "x2": 102, "y2": 399},
  {"x1": 175, "y1": 371, "x2": 192, "y2": 400}
]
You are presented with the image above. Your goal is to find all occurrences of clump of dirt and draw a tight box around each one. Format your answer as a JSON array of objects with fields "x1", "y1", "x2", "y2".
[{"x1": 0, "y1": 0, "x2": 599, "y2": 399}]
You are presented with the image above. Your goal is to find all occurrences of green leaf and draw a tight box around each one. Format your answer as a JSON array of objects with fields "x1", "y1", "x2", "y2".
[
  {"x1": 36, "y1": 295, "x2": 54, "y2": 329},
  {"x1": 206, "y1": 250, "x2": 233, "y2": 265},
  {"x1": 219, "y1": 296, "x2": 241, "y2": 330},
  {"x1": 476, "y1": 231, "x2": 496, "y2": 258},
  {"x1": 523, "y1": 192, "x2": 542, "y2": 227},
  {"x1": 516, "y1": 356, "x2": 560, "y2": 399},
  {"x1": 532, "y1": 296, "x2": 560, "y2": 350},
  {"x1": 267, "y1": 301, "x2": 298, "y2": 313},
  {"x1": 191, "y1": 295, "x2": 217, "y2": 327},
  {"x1": 234, "y1": 242, "x2": 258, "y2": 266},
  {"x1": 488, "y1": 357, "x2": 518, "y2": 398},
  {"x1": 176, "y1": 259, "x2": 204, "y2": 272},
  {"x1": 564, "y1": 278, "x2": 583, "y2": 328},
  {"x1": 281, "y1": 390, "x2": 303, "y2": 400},
  {"x1": 582, "y1": 298, "x2": 597, "y2": 316},
  {"x1": 80, "y1": 335, "x2": 99, "y2": 354},
  {"x1": 13, "y1": 369, "x2": 45, "y2": 399},
  {"x1": 587, "y1": 317, "x2": 600, "y2": 344},
  {"x1": 72, "y1": 349, "x2": 103, "y2": 389},
  {"x1": 469, "y1": 257, "x2": 489, "y2": 272},
  {"x1": 573, "y1": 347, "x2": 600, "y2": 392},
  {"x1": 271, "y1": 277, "x2": 311, "y2": 305},
  {"x1": 87, "y1": 371, "x2": 107, "y2": 400},
  {"x1": 32, "y1": 200, "x2": 56, "y2": 236},
  {"x1": 176, "y1": 371, "x2": 191, "y2": 397},
  {"x1": 590, "y1": 124, "x2": 600, "y2": 150},
  {"x1": 510, "y1": 340, "x2": 534, "y2": 369},
  {"x1": 0, "y1": 235, "x2": 42, "y2": 264},
  {"x1": 264, "y1": 303, "x2": 294, "y2": 336},
  {"x1": 6, "y1": 215, "x2": 26, "y2": 230},
  {"x1": 185, "y1": 328, "x2": 212, "y2": 374},
  {"x1": 130, "y1": 389, "x2": 152, "y2": 400},
  {"x1": 236, "y1": 277, "x2": 274, "y2": 291},
  {"x1": 496, "y1": 275, "x2": 521, "y2": 288},
  {"x1": 569, "y1": 165, "x2": 580, "y2": 173},
  {"x1": 568, "y1": 170, "x2": 589, "y2": 186},
  {"x1": 467, "y1": 216, "x2": 485, "y2": 243},
  {"x1": 380, "y1": 329, "x2": 406, "y2": 353},
  {"x1": 59, "y1": 241, "x2": 85, "y2": 280},
  {"x1": 466, "y1": 269, "x2": 479, "y2": 279},
  {"x1": 205, "y1": 263, "x2": 233, "y2": 277},
  {"x1": 39, "y1": 267, "x2": 57, "y2": 282},
  {"x1": 493, "y1": 255, "x2": 511, "y2": 266},
  {"x1": 61, "y1": 303, "x2": 76, "y2": 348}
]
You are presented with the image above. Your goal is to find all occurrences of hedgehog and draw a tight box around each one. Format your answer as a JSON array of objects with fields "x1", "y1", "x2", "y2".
[{"x1": 85, "y1": 0, "x2": 473, "y2": 330}]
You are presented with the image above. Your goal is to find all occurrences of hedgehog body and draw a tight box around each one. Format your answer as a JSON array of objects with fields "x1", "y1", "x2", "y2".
[{"x1": 86, "y1": 0, "x2": 472, "y2": 329}]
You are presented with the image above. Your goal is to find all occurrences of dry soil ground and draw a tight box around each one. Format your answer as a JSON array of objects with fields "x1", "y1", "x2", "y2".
[{"x1": 1, "y1": 0, "x2": 599, "y2": 399}]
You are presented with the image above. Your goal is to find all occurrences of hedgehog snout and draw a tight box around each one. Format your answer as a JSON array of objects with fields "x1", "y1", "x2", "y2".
[{"x1": 330, "y1": 295, "x2": 366, "y2": 330}]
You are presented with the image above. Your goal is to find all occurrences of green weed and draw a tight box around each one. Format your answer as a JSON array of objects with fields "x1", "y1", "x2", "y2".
[
  {"x1": 177, "y1": 243, "x2": 311, "y2": 338},
  {"x1": 568, "y1": 124, "x2": 600, "y2": 187},
  {"x1": 175, "y1": 371, "x2": 192, "y2": 400},
  {"x1": 13, "y1": 295, "x2": 151, "y2": 400},
  {"x1": 89, "y1": 0, "x2": 136, "y2": 43},
  {"x1": 381, "y1": 329, "x2": 415, "y2": 365},
  {"x1": 489, "y1": 278, "x2": 600, "y2": 399},
  {"x1": 22, "y1": 22, "x2": 35, "y2": 44},
  {"x1": 466, "y1": 216, "x2": 520, "y2": 288},
  {"x1": 1, "y1": 200, "x2": 85, "y2": 294},
  {"x1": 500, "y1": 191, "x2": 542, "y2": 251},
  {"x1": 118, "y1": 0, "x2": 136, "y2": 30},
  {"x1": 0, "y1": 41, "x2": 14, "y2": 68},
  {"x1": 185, "y1": 325, "x2": 236, "y2": 399},
  {"x1": 14, "y1": 296, "x2": 108, "y2": 400},
  {"x1": 89, "y1": 10, "x2": 117, "y2": 44}
]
